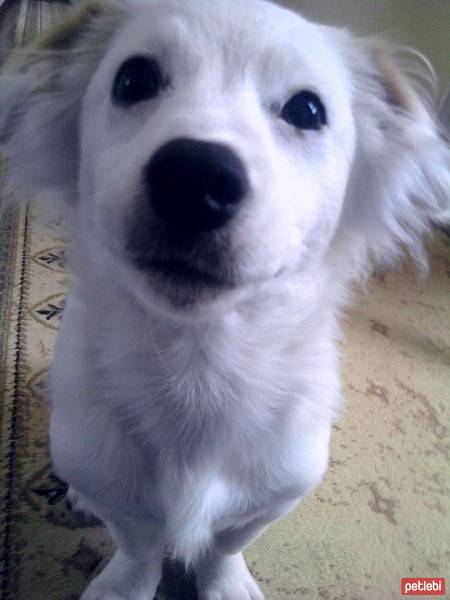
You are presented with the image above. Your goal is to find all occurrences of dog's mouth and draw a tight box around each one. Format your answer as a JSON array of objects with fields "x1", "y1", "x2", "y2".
[
  {"x1": 133, "y1": 254, "x2": 235, "y2": 289},
  {"x1": 126, "y1": 216, "x2": 239, "y2": 304},
  {"x1": 129, "y1": 252, "x2": 242, "y2": 312},
  {"x1": 123, "y1": 240, "x2": 285, "y2": 313}
]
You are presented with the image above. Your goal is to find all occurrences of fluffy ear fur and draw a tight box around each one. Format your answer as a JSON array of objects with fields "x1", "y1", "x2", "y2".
[
  {"x1": 336, "y1": 37, "x2": 450, "y2": 278},
  {"x1": 0, "y1": 0, "x2": 124, "y2": 204}
]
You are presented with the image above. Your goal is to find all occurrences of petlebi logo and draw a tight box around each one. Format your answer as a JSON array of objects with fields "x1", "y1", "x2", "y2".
[{"x1": 401, "y1": 578, "x2": 446, "y2": 596}]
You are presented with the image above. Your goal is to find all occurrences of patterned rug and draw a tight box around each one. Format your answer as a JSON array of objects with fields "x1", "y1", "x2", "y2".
[{"x1": 1, "y1": 6, "x2": 449, "y2": 600}]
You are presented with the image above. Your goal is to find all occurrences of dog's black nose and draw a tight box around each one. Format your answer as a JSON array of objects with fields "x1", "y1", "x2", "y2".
[{"x1": 145, "y1": 138, "x2": 248, "y2": 234}]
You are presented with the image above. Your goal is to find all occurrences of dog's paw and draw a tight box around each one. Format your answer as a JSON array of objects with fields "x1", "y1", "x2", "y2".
[
  {"x1": 80, "y1": 581, "x2": 154, "y2": 600},
  {"x1": 80, "y1": 586, "x2": 125, "y2": 600},
  {"x1": 80, "y1": 550, "x2": 160, "y2": 600},
  {"x1": 198, "y1": 581, "x2": 264, "y2": 600},
  {"x1": 196, "y1": 554, "x2": 264, "y2": 600}
]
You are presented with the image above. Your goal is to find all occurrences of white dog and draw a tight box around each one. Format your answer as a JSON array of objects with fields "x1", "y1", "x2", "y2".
[{"x1": 1, "y1": 0, "x2": 449, "y2": 598}]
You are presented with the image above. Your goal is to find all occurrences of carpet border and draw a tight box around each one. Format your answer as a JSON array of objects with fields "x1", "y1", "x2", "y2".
[{"x1": 0, "y1": 206, "x2": 30, "y2": 600}]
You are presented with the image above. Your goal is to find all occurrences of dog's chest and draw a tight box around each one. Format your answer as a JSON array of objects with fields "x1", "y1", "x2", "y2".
[
  {"x1": 52, "y1": 292, "x2": 334, "y2": 562},
  {"x1": 105, "y1": 324, "x2": 304, "y2": 506},
  {"x1": 134, "y1": 415, "x2": 305, "y2": 561},
  {"x1": 109, "y1": 314, "x2": 296, "y2": 456}
]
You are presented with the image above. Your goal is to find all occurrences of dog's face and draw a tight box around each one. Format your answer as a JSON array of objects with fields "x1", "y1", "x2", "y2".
[
  {"x1": 79, "y1": 0, "x2": 355, "y2": 311},
  {"x1": 1, "y1": 0, "x2": 448, "y2": 316}
]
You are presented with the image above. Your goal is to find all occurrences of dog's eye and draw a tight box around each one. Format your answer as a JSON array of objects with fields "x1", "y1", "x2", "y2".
[
  {"x1": 112, "y1": 56, "x2": 164, "y2": 105},
  {"x1": 281, "y1": 91, "x2": 327, "y2": 131}
]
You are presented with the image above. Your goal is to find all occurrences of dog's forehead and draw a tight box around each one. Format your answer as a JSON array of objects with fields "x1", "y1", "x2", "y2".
[
  {"x1": 112, "y1": 0, "x2": 338, "y2": 79},
  {"x1": 125, "y1": 0, "x2": 305, "y2": 30}
]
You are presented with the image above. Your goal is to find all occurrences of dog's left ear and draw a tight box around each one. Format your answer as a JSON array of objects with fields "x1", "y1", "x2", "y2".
[
  {"x1": 0, "y1": 0, "x2": 125, "y2": 204},
  {"x1": 339, "y1": 38, "x2": 449, "y2": 273}
]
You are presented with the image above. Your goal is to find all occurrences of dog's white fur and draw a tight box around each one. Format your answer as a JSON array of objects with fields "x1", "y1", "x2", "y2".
[{"x1": 1, "y1": 1, "x2": 449, "y2": 598}]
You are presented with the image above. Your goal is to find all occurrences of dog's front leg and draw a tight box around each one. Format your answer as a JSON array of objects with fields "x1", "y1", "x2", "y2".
[
  {"x1": 81, "y1": 513, "x2": 165, "y2": 600},
  {"x1": 196, "y1": 508, "x2": 294, "y2": 600}
]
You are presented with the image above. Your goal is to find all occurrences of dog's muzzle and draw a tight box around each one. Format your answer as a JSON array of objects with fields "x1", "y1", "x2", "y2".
[
  {"x1": 126, "y1": 138, "x2": 249, "y2": 299},
  {"x1": 145, "y1": 138, "x2": 249, "y2": 235}
]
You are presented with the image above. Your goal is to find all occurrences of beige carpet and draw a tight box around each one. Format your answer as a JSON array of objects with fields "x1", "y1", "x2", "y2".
[{"x1": 0, "y1": 201, "x2": 449, "y2": 600}]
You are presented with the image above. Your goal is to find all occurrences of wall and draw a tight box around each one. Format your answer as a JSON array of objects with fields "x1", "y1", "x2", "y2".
[
  {"x1": 392, "y1": 0, "x2": 450, "y2": 100},
  {"x1": 278, "y1": 0, "x2": 450, "y2": 100}
]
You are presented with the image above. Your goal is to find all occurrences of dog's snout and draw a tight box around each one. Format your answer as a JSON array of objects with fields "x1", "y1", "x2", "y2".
[{"x1": 145, "y1": 138, "x2": 248, "y2": 234}]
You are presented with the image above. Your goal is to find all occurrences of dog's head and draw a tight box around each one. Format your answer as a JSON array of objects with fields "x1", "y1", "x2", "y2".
[{"x1": 1, "y1": 0, "x2": 448, "y2": 317}]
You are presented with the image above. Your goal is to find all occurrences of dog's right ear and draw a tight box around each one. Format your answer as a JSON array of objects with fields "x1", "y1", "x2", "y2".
[{"x1": 0, "y1": 0, "x2": 125, "y2": 204}]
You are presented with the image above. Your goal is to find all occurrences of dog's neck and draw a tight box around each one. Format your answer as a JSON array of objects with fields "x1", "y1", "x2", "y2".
[{"x1": 67, "y1": 245, "x2": 340, "y2": 465}]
